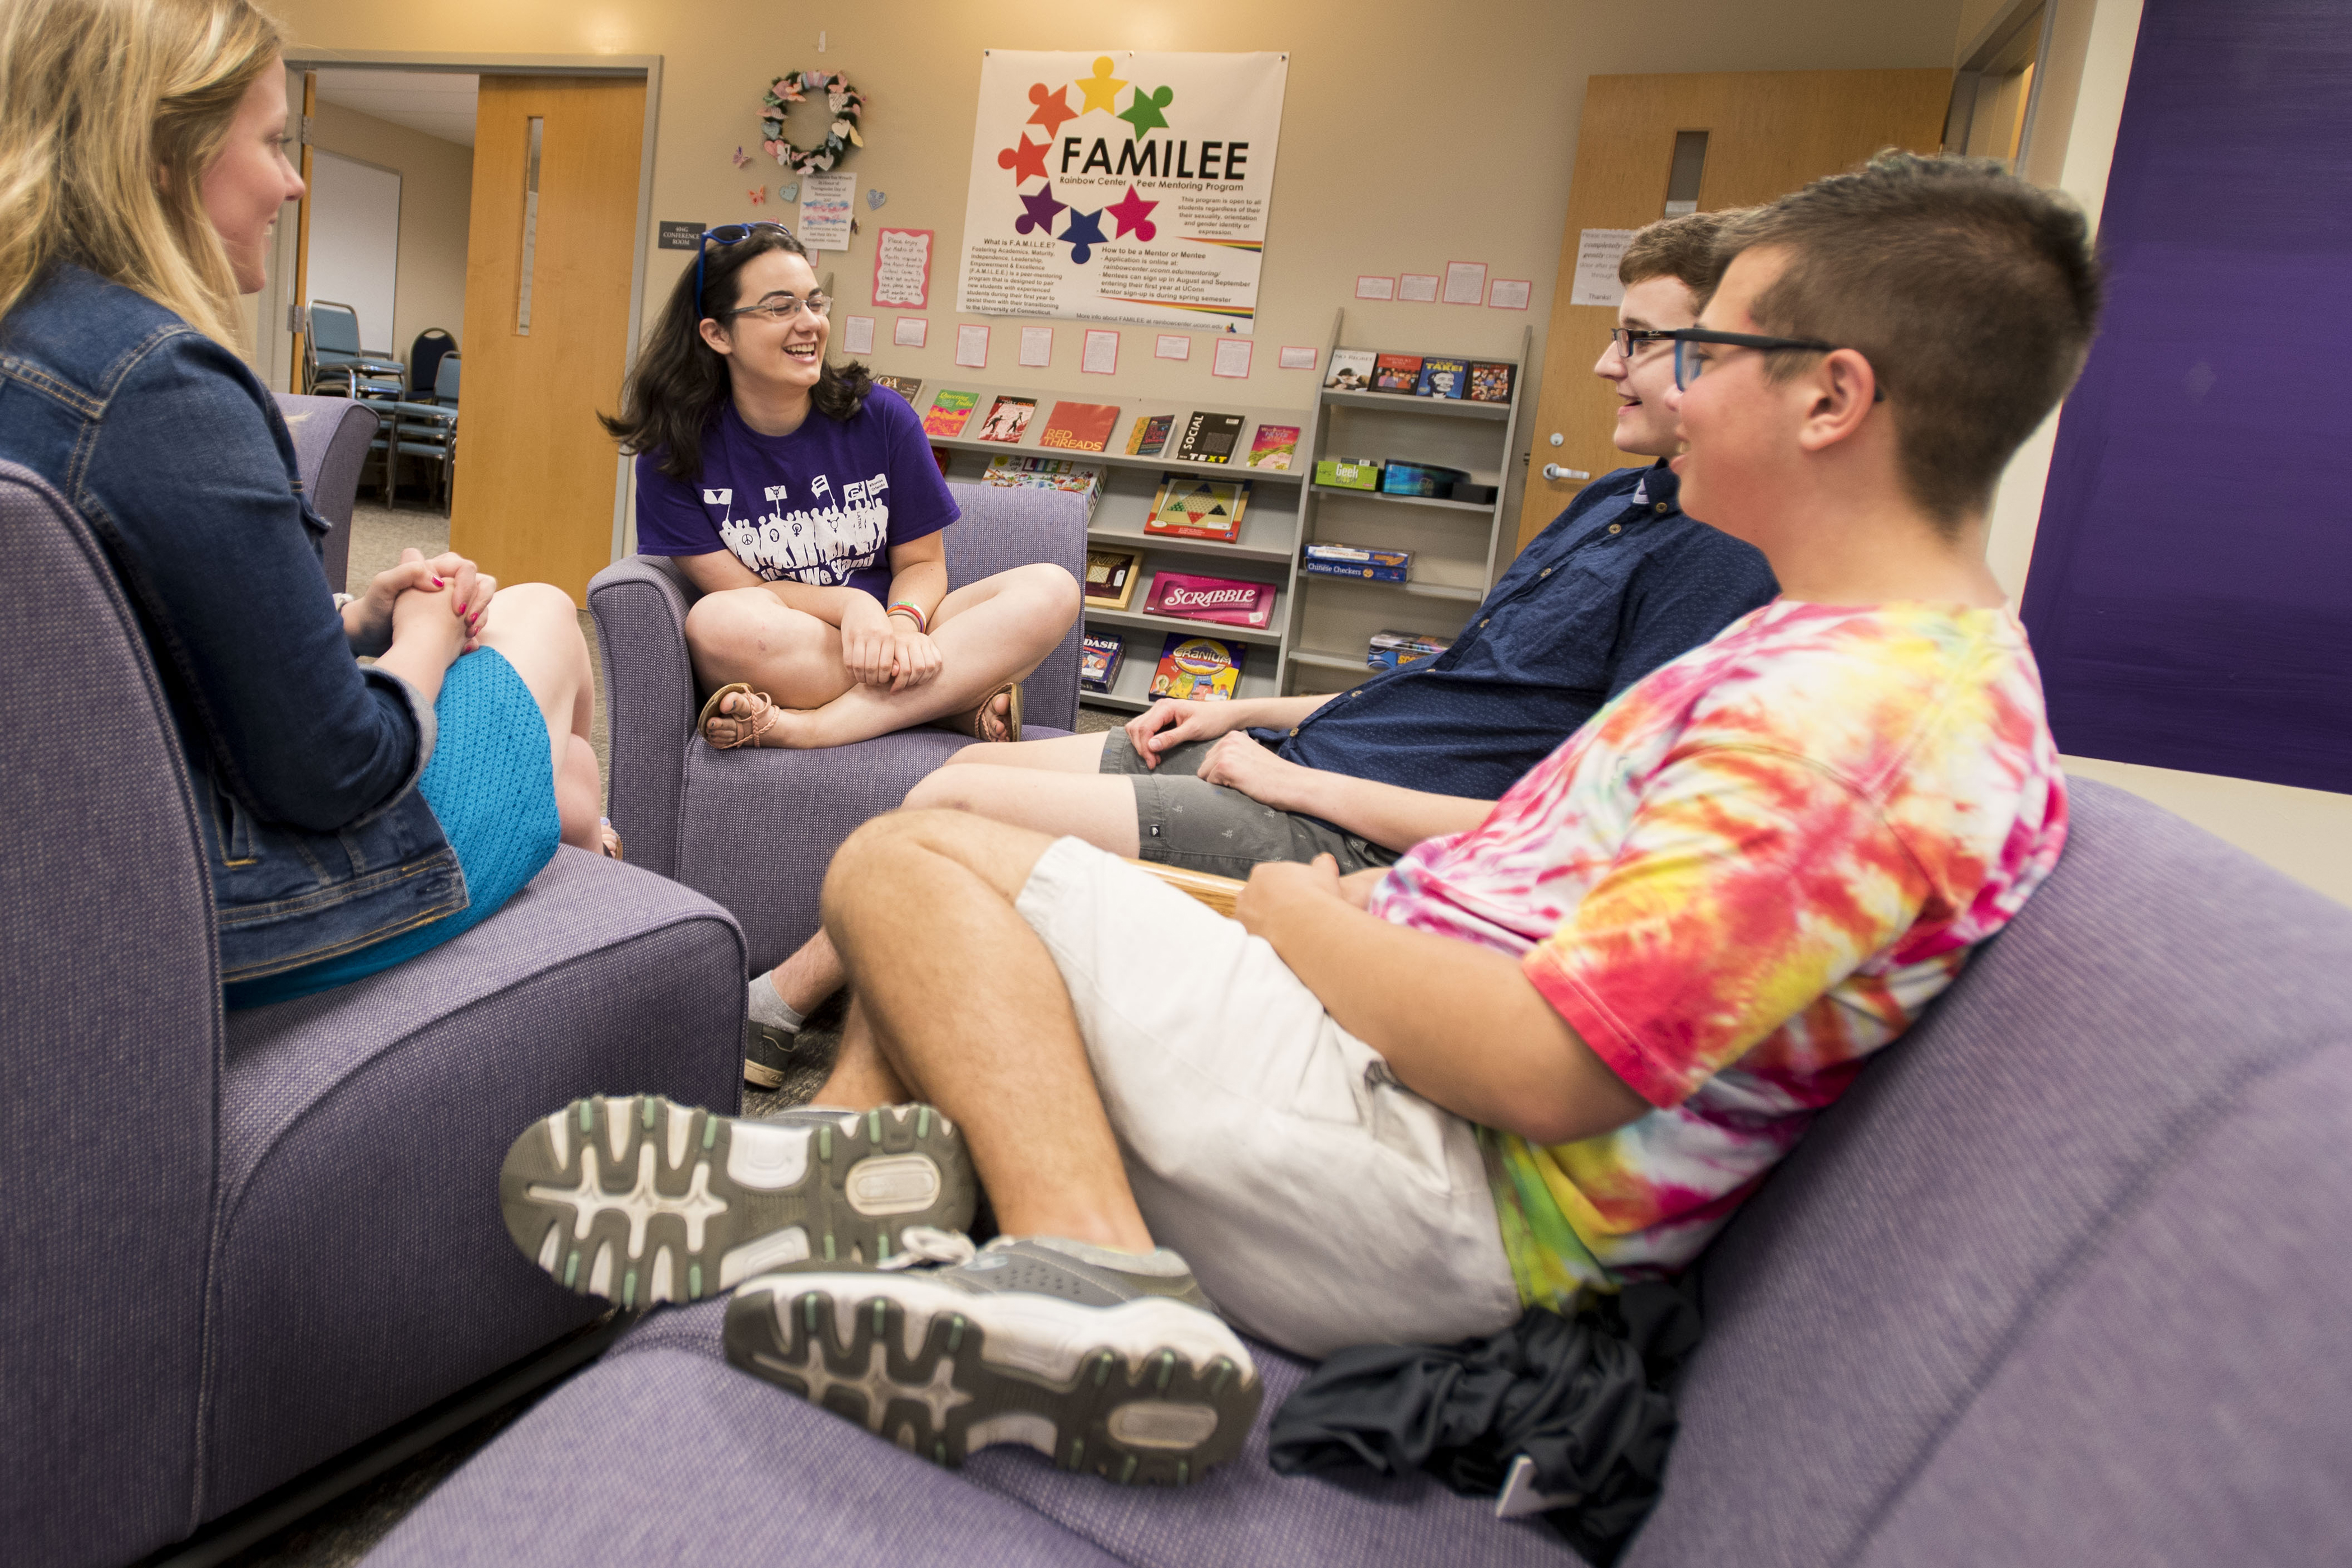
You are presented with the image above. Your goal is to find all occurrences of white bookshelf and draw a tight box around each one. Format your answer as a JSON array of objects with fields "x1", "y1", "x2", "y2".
[
  {"x1": 914, "y1": 375, "x2": 1321, "y2": 715},
  {"x1": 1284, "y1": 310, "x2": 1532, "y2": 695}
]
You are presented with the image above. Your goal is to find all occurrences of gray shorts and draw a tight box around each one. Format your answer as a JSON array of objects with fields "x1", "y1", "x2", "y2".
[{"x1": 1098, "y1": 731, "x2": 1403, "y2": 879}]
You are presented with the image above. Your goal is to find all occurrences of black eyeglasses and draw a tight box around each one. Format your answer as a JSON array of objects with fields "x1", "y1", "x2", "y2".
[
  {"x1": 696, "y1": 222, "x2": 796, "y2": 320},
  {"x1": 1607, "y1": 326, "x2": 1677, "y2": 361},
  {"x1": 1668, "y1": 328, "x2": 1886, "y2": 400}
]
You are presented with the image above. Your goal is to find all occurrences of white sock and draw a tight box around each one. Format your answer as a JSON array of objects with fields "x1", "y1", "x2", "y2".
[{"x1": 748, "y1": 972, "x2": 804, "y2": 1033}]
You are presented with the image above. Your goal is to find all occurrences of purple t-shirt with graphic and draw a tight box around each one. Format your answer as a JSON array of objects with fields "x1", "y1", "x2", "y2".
[{"x1": 633, "y1": 385, "x2": 958, "y2": 601}]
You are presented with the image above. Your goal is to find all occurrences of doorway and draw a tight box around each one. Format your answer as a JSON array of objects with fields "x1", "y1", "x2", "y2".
[
  {"x1": 1514, "y1": 68, "x2": 1953, "y2": 553},
  {"x1": 262, "y1": 52, "x2": 661, "y2": 600}
]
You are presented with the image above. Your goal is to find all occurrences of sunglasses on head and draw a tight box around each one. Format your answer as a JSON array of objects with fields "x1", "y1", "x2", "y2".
[{"x1": 695, "y1": 222, "x2": 797, "y2": 321}]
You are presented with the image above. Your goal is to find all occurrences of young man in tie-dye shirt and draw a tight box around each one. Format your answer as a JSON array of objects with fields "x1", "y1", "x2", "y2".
[{"x1": 498, "y1": 155, "x2": 2103, "y2": 1485}]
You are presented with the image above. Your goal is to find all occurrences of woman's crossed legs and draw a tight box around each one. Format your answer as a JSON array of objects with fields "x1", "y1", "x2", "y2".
[{"x1": 685, "y1": 563, "x2": 1079, "y2": 750}]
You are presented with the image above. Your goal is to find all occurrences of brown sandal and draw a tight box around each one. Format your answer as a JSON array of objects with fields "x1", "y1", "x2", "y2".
[
  {"x1": 697, "y1": 682, "x2": 782, "y2": 750},
  {"x1": 934, "y1": 681, "x2": 1022, "y2": 744}
]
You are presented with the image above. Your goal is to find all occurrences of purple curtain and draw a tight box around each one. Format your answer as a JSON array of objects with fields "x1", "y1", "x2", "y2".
[{"x1": 2020, "y1": 0, "x2": 2352, "y2": 793}]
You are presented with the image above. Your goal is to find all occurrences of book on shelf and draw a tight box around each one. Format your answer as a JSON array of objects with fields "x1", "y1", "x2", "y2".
[
  {"x1": 1145, "y1": 477, "x2": 1251, "y2": 542},
  {"x1": 1080, "y1": 631, "x2": 1126, "y2": 692},
  {"x1": 1245, "y1": 424, "x2": 1300, "y2": 470},
  {"x1": 977, "y1": 395, "x2": 1037, "y2": 444},
  {"x1": 1324, "y1": 348, "x2": 1377, "y2": 393},
  {"x1": 1147, "y1": 633, "x2": 1243, "y2": 703},
  {"x1": 1302, "y1": 542, "x2": 1411, "y2": 582},
  {"x1": 1416, "y1": 356, "x2": 1468, "y2": 398},
  {"x1": 1467, "y1": 361, "x2": 1515, "y2": 403},
  {"x1": 1173, "y1": 410, "x2": 1244, "y2": 464},
  {"x1": 929, "y1": 445, "x2": 951, "y2": 477},
  {"x1": 1145, "y1": 570, "x2": 1275, "y2": 629},
  {"x1": 1083, "y1": 547, "x2": 1141, "y2": 611},
  {"x1": 923, "y1": 390, "x2": 980, "y2": 437},
  {"x1": 1039, "y1": 400, "x2": 1120, "y2": 452},
  {"x1": 1369, "y1": 629, "x2": 1452, "y2": 670},
  {"x1": 1372, "y1": 353, "x2": 1422, "y2": 394},
  {"x1": 1127, "y1": 412, "x2": 1174, "y2": 456},
  {"x1": 982, "y1": 454, "x2": 1103, "y2": 516},
  {"x1": 871, "y1": 373, "x2": 924, "y2": 404}
]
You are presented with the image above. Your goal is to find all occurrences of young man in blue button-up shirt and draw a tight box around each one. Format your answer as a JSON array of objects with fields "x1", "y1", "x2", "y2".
[{"x1": 742, "y1": 213, "x2": 1779, "y2": 1076}]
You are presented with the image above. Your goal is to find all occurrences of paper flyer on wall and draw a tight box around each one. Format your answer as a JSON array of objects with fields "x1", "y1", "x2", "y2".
[
  {"x1": 958, "y1": 50, "x2": 1289, "y2": 335},
  {"x1": 798, "y1": 171, "x2": 856, "y2": 251}
]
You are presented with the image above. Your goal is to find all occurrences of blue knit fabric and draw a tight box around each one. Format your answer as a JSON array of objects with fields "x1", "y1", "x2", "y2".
[{"x1": 225, "y1": 649, "x2": 561, "y2": 1007}]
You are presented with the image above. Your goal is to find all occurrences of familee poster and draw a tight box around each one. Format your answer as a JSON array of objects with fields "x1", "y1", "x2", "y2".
[{"x1": 958, "y1": 50, "x2": 1289, "y2": 335}]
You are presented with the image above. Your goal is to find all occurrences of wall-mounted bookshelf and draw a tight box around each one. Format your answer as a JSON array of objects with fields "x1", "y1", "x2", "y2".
[{"x1": 914, "y1": 377, "x2": 1322, "y2": 715}]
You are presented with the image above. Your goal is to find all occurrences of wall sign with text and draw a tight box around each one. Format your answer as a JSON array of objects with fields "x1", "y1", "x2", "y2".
[{"x1": 958, "y1": 50, "x2": 1289, "y2": 335}]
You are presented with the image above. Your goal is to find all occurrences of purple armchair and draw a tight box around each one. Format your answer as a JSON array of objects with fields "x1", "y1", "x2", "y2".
[
  {"x1": 274, "y1": 391, "x2": 381, "y2": 593},
  {"x1": 372, "y1": 777, "x2": 2352, "y2": 1566},
  {"x1": 587, "y1": 480, "x2": 1088, "y2": 974},
  {"x1": 0, "y1": 457, "x2": 748, "y2": 1566}
]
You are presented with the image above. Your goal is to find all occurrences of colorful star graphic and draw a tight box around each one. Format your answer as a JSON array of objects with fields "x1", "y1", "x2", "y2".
[
  {"x1": 1076, "y1": 57, "x2": 1128, "y2": 115},
  {"x1": 1026, "y1": 83, "x2": 1077, "y2": 138},
  {"x1": 1106, "y1": 184, "x2": 1159, "y2": 242},
  {"x1": 1118, "y1": 85, "x2": 1174, "y2": 137},
  {"x1": 1015, "y1": 183, "x2": 1067, "y2": 236},
  {"x1": 1059, "y1": 207, "x2": 1108, "y2": 264},
  {"x1": 996, "y1": 136, "x2": 1051, "y2": 184}
]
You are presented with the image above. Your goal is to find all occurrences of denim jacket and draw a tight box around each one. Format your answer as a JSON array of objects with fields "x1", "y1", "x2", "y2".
[{"x1": 0, "y1": 264, "x2": 464, "y2": 982}]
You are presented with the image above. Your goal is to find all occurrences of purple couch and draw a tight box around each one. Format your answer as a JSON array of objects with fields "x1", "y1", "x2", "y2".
[
  {"x1": 275, "y1": 391, "x2": 380, "y2": 594},
  {"x1": 370, "y1": 776, "x2": 2352, "y2": 1564},
  {"x1": 587, "y1": 480, "x2": 1088, "y2": 975},
  {"x1": 0, "y1": 455, "x2": 748, "y2": 1567}
]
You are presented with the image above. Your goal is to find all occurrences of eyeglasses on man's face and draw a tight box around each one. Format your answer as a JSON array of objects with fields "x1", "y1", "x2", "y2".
[
  {"x1": 1607, "y1": 326, "x2": 1678, "y2": 362},
  {"x1": 722, "y1": 292, "x2": 832, "y2": 323},
  {"x1": 1667, "y1": 327, "x2": 1883, "y2": 401}
]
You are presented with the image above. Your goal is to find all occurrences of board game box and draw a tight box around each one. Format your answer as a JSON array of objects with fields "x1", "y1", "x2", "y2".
[
  {"x1": 1080, "y1": 631, "x2": 1126, "y2": 692},
  {"x1": 1083, "y1": 548, "x2": 1141, "y2": 610},
  {"x1": 1145, "y1": 478, "x2": 1251, "y2": 542},
  {"x1": 1147, "y1": 633, "x2": 1243, "y2": 703},
  {"x1": 1146, "y1": 571, "x2": 1275, "y2": 629}
]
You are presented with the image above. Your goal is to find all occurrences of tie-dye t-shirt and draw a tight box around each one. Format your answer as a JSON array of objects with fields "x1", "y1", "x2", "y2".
[{"x1": 1364, "y1": 599, "x2": 2067, "y2": 1310}]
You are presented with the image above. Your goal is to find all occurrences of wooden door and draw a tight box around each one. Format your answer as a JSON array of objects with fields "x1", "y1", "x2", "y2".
[
  {"x1": 454, "y1": 76, "x2": 645, "y2": 599},
  {"x1": 290, "y1": 69, "x2": 316, "y2": 391},
  {"x1": 1515, "y1": 70, "x2": 1952, "y2": 553}
]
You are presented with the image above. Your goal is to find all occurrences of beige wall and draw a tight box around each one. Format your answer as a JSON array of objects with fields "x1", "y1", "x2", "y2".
[
  {"x1": 267, "y1": 0, "x2": 1958, "y2": 420},
  {"x1": 307, "y1": 99, "x2": 473, "y2": 368},
  {"x1": 1974, "y1": 0, "x2": 2352, "y2": 908}
]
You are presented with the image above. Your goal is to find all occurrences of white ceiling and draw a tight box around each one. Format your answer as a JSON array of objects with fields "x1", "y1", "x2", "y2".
[{"x1": 312, "y1": 70, "x2": 479, "y2": 148}]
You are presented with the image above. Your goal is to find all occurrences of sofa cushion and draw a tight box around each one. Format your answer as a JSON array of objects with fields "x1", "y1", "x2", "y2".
[
  {"x1": 382, "y1": 1297, "x2": 1576, "y2": 1566},
  {"x1": 1625, "y1": 778, "x2": 2352, "y2": 1567},
  {"x1": 1851, "y1": 1042, "x2": 2352, "y2": 1567},
  {"x1": 199, "y1": 848, "x2": 748, "y2": 1519},
  {"x1": 370, "y1": 1345, "x2": 1127, "y2": 1566}
]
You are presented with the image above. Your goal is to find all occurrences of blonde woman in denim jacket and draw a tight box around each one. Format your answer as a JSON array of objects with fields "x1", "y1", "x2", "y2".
[{"x1": 0, "y1": 0, "x2": 614, "y2": 1004}]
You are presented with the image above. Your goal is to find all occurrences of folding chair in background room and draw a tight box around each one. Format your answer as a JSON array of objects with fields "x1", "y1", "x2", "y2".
[
  {"x1": 390, "y1": 353, "x2": 461, "y2": 514},
  {"x1": 305, "y1": 301, "x2": 404, "y2": 401},
  {"x1": 407, "y1": 327, "x2": 456, "y2": 402}
]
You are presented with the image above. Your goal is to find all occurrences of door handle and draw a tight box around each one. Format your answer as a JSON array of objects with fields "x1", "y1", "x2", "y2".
[{"x1": 1542, "y1": 464, "x2": 1590, "y2": 482}]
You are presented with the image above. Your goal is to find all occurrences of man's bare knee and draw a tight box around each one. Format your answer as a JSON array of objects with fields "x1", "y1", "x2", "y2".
[{"x1": 902, "y1": 767, "x2": 977, "y2": 812}]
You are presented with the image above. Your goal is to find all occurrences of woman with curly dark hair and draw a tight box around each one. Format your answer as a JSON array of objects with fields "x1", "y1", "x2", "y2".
[{"x1": 605, "y1": 223, "x2": 1078, "y2": 748}]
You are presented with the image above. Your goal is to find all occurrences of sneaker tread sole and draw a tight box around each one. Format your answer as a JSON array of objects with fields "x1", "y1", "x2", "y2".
[{"x1": 499, "y1": 1096, "x2": 973, "y2": 1307}]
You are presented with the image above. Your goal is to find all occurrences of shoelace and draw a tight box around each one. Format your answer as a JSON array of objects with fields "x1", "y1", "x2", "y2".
[{"x1": 878, "y1": 1227, "x2": 977, "y2": 1271}]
